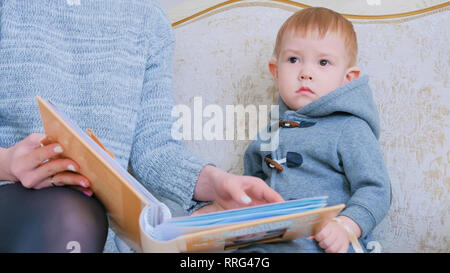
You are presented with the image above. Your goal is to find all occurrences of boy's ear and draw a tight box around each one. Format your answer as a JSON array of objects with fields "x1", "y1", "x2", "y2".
[
  {"x1": 268, "y1": 60, "x2": 278, "y2": 81},
  {"x1": 345, "y1": 66, "x2": 361, "y2": 83}
]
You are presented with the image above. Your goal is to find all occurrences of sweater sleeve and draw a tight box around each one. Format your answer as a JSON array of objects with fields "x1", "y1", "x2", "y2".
[
  {"x1": 128, "y1": 6, "x2": 210, "y2": 213},
  {"x1": 337, "y1": 117, "x2": 392, "y2": 238}
]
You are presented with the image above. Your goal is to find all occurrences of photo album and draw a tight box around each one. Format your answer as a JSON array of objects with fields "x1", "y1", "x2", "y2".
[{"x1": 37, "y1": 96, "x2": 344, "y2": 252}]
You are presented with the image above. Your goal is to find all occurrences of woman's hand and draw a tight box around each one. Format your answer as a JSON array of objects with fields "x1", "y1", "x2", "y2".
[
  {"x1": 0, "y1": 133, "x2": 92, "y2": 195},
  {"x1": 191, "y1": 202, "x2": 224, "y2": 215},
  {"x1": 193, "y1": 165, "x2": 284, "y2": 211}
]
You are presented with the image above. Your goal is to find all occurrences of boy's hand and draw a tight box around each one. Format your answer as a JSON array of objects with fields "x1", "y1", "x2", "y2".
[
  {"x1": 0, "y1": 133, "x2": 92, "y2": 195},
  {"x1": 193, "y1": 165, "x2": 284, "y2": 211},
  {"x1": 314, "y1": 216, "x2": 361, "y2": 253}
]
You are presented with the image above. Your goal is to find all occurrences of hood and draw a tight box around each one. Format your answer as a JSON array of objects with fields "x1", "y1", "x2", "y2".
[{"x1": 277, "y1": 75, "x2": 380, "y2": 139}]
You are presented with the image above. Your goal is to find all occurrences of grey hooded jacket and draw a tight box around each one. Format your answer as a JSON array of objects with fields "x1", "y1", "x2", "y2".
[{"x1": 242, "y1": 75, "x2": 391, "y2": 252}]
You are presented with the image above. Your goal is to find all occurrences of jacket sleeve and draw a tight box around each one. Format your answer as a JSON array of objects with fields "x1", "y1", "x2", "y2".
[
  {"x1": 337, "y1": 117, "x2": 392, "y2": 238},
  {"x1": 128, "y1": 6, "x2": 210, "y2": 213}
]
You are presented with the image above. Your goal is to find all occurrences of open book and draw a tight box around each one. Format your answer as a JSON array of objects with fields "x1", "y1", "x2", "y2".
[{"x1": 37, "y1": 96, "x2": 345, "y2": 253}]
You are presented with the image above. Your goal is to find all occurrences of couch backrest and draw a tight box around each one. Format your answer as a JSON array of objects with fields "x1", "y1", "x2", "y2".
[{"x1": 168, "y1": 0, "x2": 449, "y2": 252}]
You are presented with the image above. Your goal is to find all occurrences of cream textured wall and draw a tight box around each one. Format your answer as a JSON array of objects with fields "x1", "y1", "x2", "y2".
[{"x1": 169, "y1": 2, "x2": 449, "y2": 252}]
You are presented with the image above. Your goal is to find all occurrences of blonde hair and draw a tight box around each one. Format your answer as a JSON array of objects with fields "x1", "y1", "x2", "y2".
[{"x1": 273, "y1": 7, "x2": 358, "y2": 67}]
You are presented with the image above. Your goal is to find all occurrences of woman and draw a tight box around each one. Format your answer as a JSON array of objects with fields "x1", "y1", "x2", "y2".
[{"x1": 0, "y1": 0, "x2": 282, "y2": 252}]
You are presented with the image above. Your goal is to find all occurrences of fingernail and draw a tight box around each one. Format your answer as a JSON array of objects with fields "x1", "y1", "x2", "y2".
[
  {"x1": 241, "y1": 195, "x2": 252, "y2": 204},
  {"x1": 39, "y1": 135, "x2": 46, "y2": 147},
  {"x1": 79, "y1": 180, "x2": 88, "y2": 187},
  {"x1": 82, "y1": 190, "x2": 92, "y2": 197},
  {"x1": 67, "y1": 164, "x2": 76, "y2": 172},
  {"x1": 54, "y1": 146, "x2": 63, "y2": 153}
]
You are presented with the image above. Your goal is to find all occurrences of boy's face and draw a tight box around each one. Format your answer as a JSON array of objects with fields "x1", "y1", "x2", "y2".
[{"x1": 269, "y1": 28, "x2": 360, "y2": 110}]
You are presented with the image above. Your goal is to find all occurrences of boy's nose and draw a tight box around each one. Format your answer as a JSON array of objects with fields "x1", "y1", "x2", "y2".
[{"x1": 299, "y1": 73, "x2": 312, "y2": 80}]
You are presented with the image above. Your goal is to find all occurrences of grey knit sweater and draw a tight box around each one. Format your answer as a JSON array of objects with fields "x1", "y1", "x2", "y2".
[{"x1": 0, "y1": 0, "x2": 208, "y2": 212}]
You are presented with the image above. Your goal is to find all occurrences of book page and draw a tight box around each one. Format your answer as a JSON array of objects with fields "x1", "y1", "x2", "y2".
[{"x1": 151, "y1": 196, "x2": 328, "y2": 241}]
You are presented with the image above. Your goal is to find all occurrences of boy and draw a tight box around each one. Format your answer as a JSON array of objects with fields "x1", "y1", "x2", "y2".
[{"x1": 242, "y1": 7, "x2": 391, "y2": 253}]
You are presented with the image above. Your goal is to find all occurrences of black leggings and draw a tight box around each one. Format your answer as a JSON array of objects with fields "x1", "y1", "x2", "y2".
[{"x1": 0, "y1": 183, "x2": 108, "y2": 253}]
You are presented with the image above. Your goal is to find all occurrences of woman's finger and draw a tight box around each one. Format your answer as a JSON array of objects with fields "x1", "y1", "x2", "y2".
[
  {"x1": 218, "y1": 175, "x2": 253, "y2": 206},
  {"x1": 21, "y1": 158, "x2": 81, "y2": 188},
  {"x1": 242, "y1": 176, "x2": 284, "y2": 203},
  {"x1": 21, "y1": 133, "x2": 46, "y2": 149},
  {"x1": 25, "y1": 143, "x2": 65, "y2": 169},
  {"x1": 37, "y1": 158, "x2": 79, "y2": 180},
  {"x1": 35, "y1": 171, "x2": 90, "y2": 189},
  {"x1": 70, "y1": 185, "x2": 94, "y2": 197},
  {"x1": 38, "y1": 134, "x2": 52, "y2": 146},
  {"x1": 34, "y1": 176, "x2": 93, "y2": 197}
]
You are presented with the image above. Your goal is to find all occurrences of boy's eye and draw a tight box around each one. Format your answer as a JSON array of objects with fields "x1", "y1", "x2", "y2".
[
  {"x1": 319, "y1": 59, "x2": 329, "y2": 66},
  {"x1": 288, "y1": 57, "x2": 299, "y2": 63}
]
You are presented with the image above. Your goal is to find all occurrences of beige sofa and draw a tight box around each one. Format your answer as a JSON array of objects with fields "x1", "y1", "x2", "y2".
[{"x1": 167, "y1": 0, "x2": 449, "y2": 252}]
